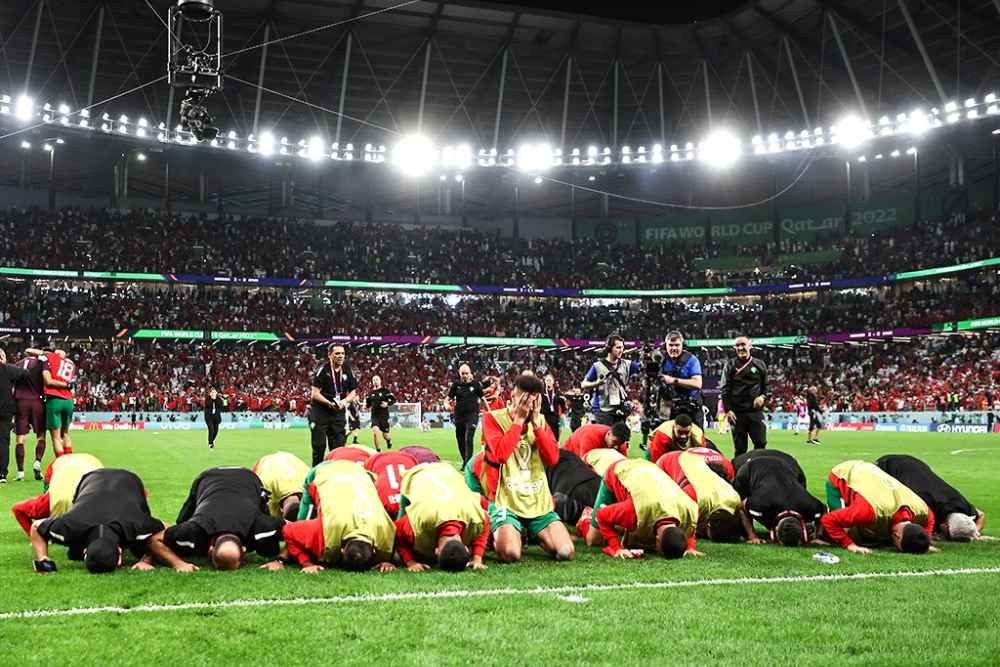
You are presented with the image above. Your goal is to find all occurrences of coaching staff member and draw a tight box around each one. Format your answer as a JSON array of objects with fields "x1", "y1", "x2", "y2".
[
  {"x1": 447, "y1": 364, "x2": 486, "y2": 467},
  {"x1": 659, "y1": 331, "x2": 704, "y2": 428},
  {"x1": 309, "y1": 345, "x2": 359, "y2": 466},
  {"x1": 720, "y1": 335, "x2": 769, "y2": 457},
  {"x1": 0, "y1": 348, "x2": 28, "y2": 484},
  {"x1": 204, "y1": 386, "x2": 224, "y2": 449}
]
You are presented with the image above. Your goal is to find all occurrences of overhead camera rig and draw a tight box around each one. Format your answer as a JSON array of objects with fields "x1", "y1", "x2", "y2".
[{"x1": 167, "y1": 0, "x2": 223, "y2": 142}]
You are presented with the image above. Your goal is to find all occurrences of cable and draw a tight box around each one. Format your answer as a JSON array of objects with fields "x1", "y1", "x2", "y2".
[
  {"x1": 530, "y1": 151, "x2": 821, "y2": 211},
  {"x1": 224, "y1": 74, "x2": 398, "y2": 136},
  {"x1": 0, "y1": 75, "x2": 167, "y2": 143},
  {"x1": 223, "y1": 0, "x2": 422, "y2": 58}
]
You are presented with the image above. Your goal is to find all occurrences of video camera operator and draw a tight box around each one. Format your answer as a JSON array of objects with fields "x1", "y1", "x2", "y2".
[
  {"x1": 659, "y1": 331, "x2": 705, "y2": 429},
  {"x1": 580, "y1": 335, "x2": 640, "y2": 426}
]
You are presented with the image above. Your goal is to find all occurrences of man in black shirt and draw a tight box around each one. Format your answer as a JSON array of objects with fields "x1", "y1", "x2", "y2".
[
  {"x1": 0, "y1": 348, "x2": 29, "y2": 483},
  {"x1": 365, "y1": 374, "x2": 396, "y2": 451},
  {"x1": 446, "y1": 363, "x2": 486, "y2": 467},
  {"x1": 875, "y1": 454, "x2": 985, "y2": 541},
  {"x1": 805, "y1": 386, "x2": 824, "y2": 445},
  {"x1": 540, "y1": 373, "x2": 566, "y2": 441},
  {"x1": 204, "y1": 386, "x2": 224, "y2": 449},
  {"x1": 29, "y1": 468, "x2": 165, "y2": 573},
  {"x1": 545, "y1": 449, "x2": 601, "y2": 531},
  {"x1": 732, "y1": 450, "x2": 825, "y2": 546},
  {"x1": 733, "y1": 449, "x2": 806, "y2": 487},
  {"x1": 720, "y1": 335, "x2": 769, "y2": 457},
  {"x1": 565, "y1": 386, "x2": 587, "y2": 432},
  {"x1": 309, "y1": 345, "x2": 359, "y2": 465},
  {"x1": 150, "y1": 466, "x2": 283, "y2": 571}
]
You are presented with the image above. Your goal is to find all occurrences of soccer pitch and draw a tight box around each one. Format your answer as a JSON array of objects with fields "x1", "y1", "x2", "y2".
[{"x1": 1, "y1": 427, "x2": 998, "y2": 665}]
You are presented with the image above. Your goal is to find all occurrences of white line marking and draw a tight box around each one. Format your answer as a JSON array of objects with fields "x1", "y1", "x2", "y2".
[
  {"x1": 556, "y1": 594, "x2": 589, "y2": 603},
  {"x1": 0, "y1": 567, "x2": 998, "y2": 621},
  {"x1": 950, "y1": 448, "x2": 994, "y2": 455}
]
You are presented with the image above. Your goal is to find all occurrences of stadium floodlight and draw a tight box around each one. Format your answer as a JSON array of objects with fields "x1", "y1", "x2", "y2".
[
  {"x1": 14, "y1": 94, "x2": 34, "y2": 121},
  {"x1": 20, "y1": 140, "x2": 30, "y2": 149},
  {"x1": 258, "y1": 131, "x2": 275, "y2": 156},
  {"x1": 43, "y1": 143, "x2": 52, "y2": 152},
  {"x1": 587, "y1": 175, "x2": 596, "y2": 181},
  {"x1": 906, "y1": 147, "x2": 917, "y2": 155},
  {"x1": 908, "y1": 109, "x2": 930, "y2": 136},
  {"x1": 454, "y1": 143, "x2": 472, "y2": 171},
  {"x1": 516, "y1": 143, "x2": 553, "y2": 172},
  {"x1": 307, "y1": 135, "x2": 325, "y2": 161},
  {"x1": 391, "y1": 133, "x2": 435, "y2": 177},
  {"x1": 944, "y1": 101, "x2": 958, "y2": 112},
  {"x1": 137, "y1": 152, "x2": 147, "y2": 161},
  {"x1": 533, "y1": 176, "x2": 543, "y2": 184},
  {"x1": 833, "y1": 114, "x2": 871, "y2": 149},
  {"x1": 455, "y1": 174, "x2": 463, "y2": 183},
  {"x1": 699, "y1": 129, "x2": 742, "y2": 168}
]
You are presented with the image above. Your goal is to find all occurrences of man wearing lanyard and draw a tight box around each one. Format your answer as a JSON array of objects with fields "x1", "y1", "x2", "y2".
[
  {"x1": 719, "y1": 336, "x2": 769, "y2": 458},
  {"x1": 539, "y1": 373, "x2": 565, "y2": 442},
  {"x1": 308, "y1": 345, "x2": 359, "y2": 466}
]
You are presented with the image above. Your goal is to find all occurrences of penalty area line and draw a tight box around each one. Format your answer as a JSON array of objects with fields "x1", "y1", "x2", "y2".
[{"x1": 1, "y1": 567, "x2": 999, "y2": 621}]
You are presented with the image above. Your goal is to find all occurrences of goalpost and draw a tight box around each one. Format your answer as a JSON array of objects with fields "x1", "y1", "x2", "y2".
[{"x1": 362, "y1": 403, "x2": 422, "y2": 429}]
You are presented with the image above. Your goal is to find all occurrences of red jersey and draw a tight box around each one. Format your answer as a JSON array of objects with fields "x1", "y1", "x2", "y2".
[
  {"x1": 666, "y1": 446, "x2": 734, "y2": 481},
  {"x1": 563, "y1": 424, "x2": 626, "y2": 458},
  {"x1": 323, "y1": 447, "x2": 371, "y2": 465},
  {"x1": 365, "y1": 451, "x2": 419, "y2": 516},
  {"x1": 41, "y1": 353, "x2": 75, "y2": 400}
]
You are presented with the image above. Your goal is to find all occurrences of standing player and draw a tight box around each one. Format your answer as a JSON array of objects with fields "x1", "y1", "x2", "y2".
[
  {"x1": 40, "y1": 349, "x2": 76, "y2": 457},
  {"x1": 309, "y1": 345, "x2": 359, "y2": 466},
  {"x1": 446, "y1": 364, "x2": 487, "y2": 467},
  {"x1": 0, "y1": 348, "x2": 29, "y2": 483},
  {"x1": 794, "y1": 398, "x2": 808, "y2": 437},
  {"x1": 805, "y1": 387, "x2": 824, "y2": 445},
  {"x1": 13, "y1": 348, "x2": 47, "y2": 481},
  {"x1": 540, "y1": 373, "x2": 566, "y2": 441},
  {"x1": 365, "y1": 375, "x2": 396, "y2": 452}
]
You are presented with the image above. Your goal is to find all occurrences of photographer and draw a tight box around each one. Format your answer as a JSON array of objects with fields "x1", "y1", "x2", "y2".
[
  {"x1": 659, "y1": 331, "x2": 705, "y2": 429},
  {"x1": 581, "y1": 336, "x2": 640, "y2": 426},
  {"x1": 720, "y1": 335, "x2": 769, "y2": 457}
]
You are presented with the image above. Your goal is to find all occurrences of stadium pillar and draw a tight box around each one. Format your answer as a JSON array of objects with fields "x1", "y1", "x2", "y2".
[
  {"x1": 827, "y1": 12, "x2": 869, "y2": 119},
  {"x1": 843, "y1": 160, "x2": 852, "y2": 233},
  {"x1": 560, "y1": 56, "x2": 572, "y2": 150},
  {"x1": 569, "y1": 174, "x2": 576, "y2": 222},
  {"x1": 86, "y1": 6, "x2": 105, "y2": 108},
  {"x1": 897, "y1": 0, "x2": 948, "y2": 105},
  {"x1": 770, "y1": 161, "x2": 780, "y2": 245},
  {"x1": 512, "y1": 179, "x2": 520, "y2": 239},
  {"x1": 784, "y1": 37, "x2": 811, "y2": 130},
  {"x1": 24, "y1": 0, "x2": 44, "y2": 91},
  {"x1": 746, "y1": 54, "x2": 762, "y2": 136},
  {"x1": 417, "y1": 39, "x2": 432, "y2": 133}
]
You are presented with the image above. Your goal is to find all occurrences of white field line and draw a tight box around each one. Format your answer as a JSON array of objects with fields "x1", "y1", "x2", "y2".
[{"x1": 1, "y1": 567, "x2": 998, "y2": 621}]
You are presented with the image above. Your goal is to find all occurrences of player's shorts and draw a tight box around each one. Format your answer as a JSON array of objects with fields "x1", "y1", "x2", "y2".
[
  {"x1": 809, "y1": 412, "x2": 824, "y2": 431},
  {"x1": 348, "y1": 417, "x2": 361, "y2": 431},
  {"x1": 489, "y1": 502, "x2": 561, "y2": 538},
  {"x1": 45, "y1": 398, "x2": 74, "y2": 431},
  {"x1": 372, "y1": 416, "x2": 391, "y2": 433},
  {"x1": 15, "y1": 399, "x2": 45, "y2": 436}
]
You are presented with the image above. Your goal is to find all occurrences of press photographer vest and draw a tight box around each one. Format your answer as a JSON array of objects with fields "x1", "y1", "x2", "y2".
[
  {"x1": 593, "y1": 358, "x2": 630, "y2": 412},
  {"x1": 400, "y1": 462, "x2": 486, "y2": 558}
]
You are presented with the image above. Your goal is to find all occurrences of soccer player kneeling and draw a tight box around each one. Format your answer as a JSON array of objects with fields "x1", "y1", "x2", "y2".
[
  {"x1": 394, "y1": 462, "x2": 489, "y2": 572},
  {"x1": 821, "y1": 460, "x2": 937, "y2": 555},
  {"x1": 480, "y1": 373, "x2": 574, "y2": 563},
  {"x1": 581, "y1": 458, "x2": 701, "y2": 559},
  {"x1": 253, "y1": 451, "x2": 310, "y2": 521}
]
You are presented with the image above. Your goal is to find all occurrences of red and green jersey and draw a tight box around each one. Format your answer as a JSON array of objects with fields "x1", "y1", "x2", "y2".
[{"x1": 41, "y1": 353, "x2": 75, "y2": 400}]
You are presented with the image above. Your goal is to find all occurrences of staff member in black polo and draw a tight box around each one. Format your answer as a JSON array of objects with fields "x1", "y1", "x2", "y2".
[
  {"x1": 204, "y1": 386, "x2": 224, "y2": 449},
  {"x1": 720, "y1": 335, "x2": 769, "y2": 457},
  {"x1": 308, "y1": 345, "x2": 358, "y2": 466},
  {"x1": 0, "y1": 348, "x2": 29, "y2": 483},
  {"x1": 540, "y1": 373, "x2": 566, "y2": 441},
  {"x1": 446, "y1": 363, "x2": 486, "y2": 467}
]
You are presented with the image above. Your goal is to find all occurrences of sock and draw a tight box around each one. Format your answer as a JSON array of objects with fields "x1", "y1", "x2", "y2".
[
  {"x1": 15, "y1": 443, "x2": 24, "y2": 471},
  {"x1": 386, "y1": 439, "x2": 392, "y2": 450}
]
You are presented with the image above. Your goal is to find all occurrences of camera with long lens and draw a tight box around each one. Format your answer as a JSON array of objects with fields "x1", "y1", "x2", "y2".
[{"x1": 637, "y1": 343, "x2": 665, "y2": 448}]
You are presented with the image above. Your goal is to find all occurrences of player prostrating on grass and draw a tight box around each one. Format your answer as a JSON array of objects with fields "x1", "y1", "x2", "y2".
[
  {"x1": 731, "y1": 450, "x2": 826, "y2": 546},
  {"x1": 875, "y1": 454, "x2": 985, "y2": 541},
  {"x1": 545, "y1": 449, "x2": 602, "y2": 534},
  {"x1": 657, "y1": 449, "x2": 757, "y2": 543},
  {"x1": 394, "y1": 462, "x2": 489, "y2": 572},
  {"x1": 821, "y1": 460, "x2": 937, "y2": 555},
  {"x1": 11, "y1": 453, "x2": 103, "y2": 534},
  {"x1": 28, "y1": 468, "x2": 165, "y2": 574},
  {"x1": 645, "y1": 413, "x2": 707, "y2": 461},
  {"x1": 365, "y1": 375, "x2": 396, "y2": 451},
  {"x1": 271, "y1": 460, "x2": 396, "y2": 573},
  {"x1": 366, "y1": 450, "x2": 419, "y2": 516},
  {"x1": 581, "y1": 458, "x2": 701, "y2": 560},
  {"x1": 563, "y1": 421, "x2": 631, "y2": 459},
  {"x1": 252, "y1": 451, "x2": 310, "y2": 521},
  {"x1": 39, "y1": 349, "x2": 76, "y2": 457},
  {"x1": 480, "y1": 373, "x2": 574, "y2": 563}
]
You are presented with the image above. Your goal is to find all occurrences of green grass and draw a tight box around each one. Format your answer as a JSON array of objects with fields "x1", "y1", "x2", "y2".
[{"x1": 1, "y1": 427, "x2": 998, "y2": 665}]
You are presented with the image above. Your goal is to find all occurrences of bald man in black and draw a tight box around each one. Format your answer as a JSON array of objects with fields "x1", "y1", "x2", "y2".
[
  {"x1": 29, "y1": 468, "x2": 165, "y2": 574},
  {"x1": 732, "y1": 450, "x2": 825, "y2": 546},
  {"x1": 149, "y1": 467, "x2": 283, "y2": 571}
]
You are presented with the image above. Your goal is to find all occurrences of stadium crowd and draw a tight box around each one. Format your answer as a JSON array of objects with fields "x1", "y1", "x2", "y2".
[
  {"x1": 2, "y1": 271, "x2": 997, "y2": 339},
  {"x1": 43, "y1": 334, "x2": 997, "y2": 416},
  {"x1": 0, "y1": 205, "x2": 997, "y2": 289}
]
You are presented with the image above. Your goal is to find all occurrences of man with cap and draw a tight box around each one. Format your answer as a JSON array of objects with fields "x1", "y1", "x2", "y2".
[
  {"x1": 731, "y1": 449, "x2": 825, "y2": 546},
  {"x1": 581, "y1": 458, "x2": 701, "y2": 560},
  {"x1": 268, "y1": 460, "x2": 396, "y2": 573},
  {"x1": 148, "y1": 467, "x2": 284, "y2": 571},
  {"x1": 645, "y1": 413, "x2": 708, "y2": 462},
  {"x1": 821, "y1": 460, "x2": 937, "y2": 555},
  {"x1": 252, "y1": 451, "x2": 310, "y2": 521},
  {"x1": 656, "y1": 449, "x2": 756, "y2": 543},
  {"x1": 11, "y1": 453, "x2": 103, "y2": 534},
  {"x1": 394, "y1": 462, "x2": 489, "y2": 572},
  {"x1": 875, "y1": 454, "x2": 984, "y2": 541},
  {"x1": 27, "y1": 468, "x2": 164, "y2": 574},
  {"x1": 562, "y1": 421, "x2": 631, "y2": 459}
]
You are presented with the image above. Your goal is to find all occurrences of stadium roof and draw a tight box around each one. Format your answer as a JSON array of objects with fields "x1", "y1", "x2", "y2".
[{"x1": 4, "y1": 0, "x2": 1000, "y2": 150}]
